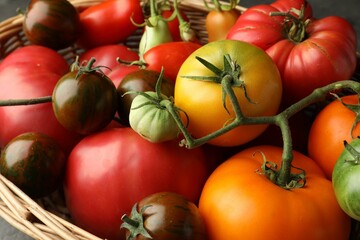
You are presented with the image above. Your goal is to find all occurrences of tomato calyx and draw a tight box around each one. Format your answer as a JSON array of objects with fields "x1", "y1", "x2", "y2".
[
  {"x1": 342, "y1": 139, "x2": 360, "y2": 165},
  {"x1": 121, "y1": 203, "x2": 153, "y2": 240},
  {"x1": 255, "y1": 151, "x2": 306, "y2": 189},
  {"x1": 71, "y1": 56, "x2": 109, "y2": 79},
  {"x1": 270, "y1": 4, "x2": 311, "y2": 43},
  {"x1": 182, "y1": 54, "x2": 254, "y2": 113}
]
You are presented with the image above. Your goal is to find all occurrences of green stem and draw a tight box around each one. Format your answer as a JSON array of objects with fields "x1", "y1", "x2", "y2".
[
  {"x1": 166, "y1": 79, "x2": 360, "y2": 188},
  {"x1": 0, "y1": 96, "x2": 52, "y2": 106}
]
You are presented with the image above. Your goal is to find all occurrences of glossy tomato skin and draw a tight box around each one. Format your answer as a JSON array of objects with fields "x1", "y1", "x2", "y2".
[
  {"x1": 0, "y1": 132, "x2": 66, "y2": 199},
  {"x1": 143, "y1": 41, "x2": 202, "y2": 83},
  {"x1": 64, "y1": 127, "x2": 209, "y2": 240},
  {"x1": 174, "y1": 40, "x2": 282, "y2": 147},
  {"x1": 122, "y1": 192, "x2": 207, "y2": 240},
  {"x1": 78, "y1": 44, "x2": 139, "y2": 75},
  {"x1": 227, "y1": 0, "x2": 357, "y2": 106},
  {"x1": 199, "y1": 145, "x2": 351, "y2": 240},
  {"x1": 23, "y1": 0, "x2": 80, "y2": 50},
  {"x1": 52, "y1": 69, "x2": 118, "y2": 135},
  {"x1": 206, "y1": 9, "x2": 240, "y2": 42},
  {"x1": 0, "y1": 46, "x2": 83, "y2": 155},
  {"x1": 77, "y1": 0, "x2": 144, "y2": 49},
  {"x1": 308, "y1": 95, "x2": 360, "y2": 180},
  {"x1": 117, "y1": 69, "x2": 174, "y2": 126},
  {"x1": 333, "y1": 138, "x2": 360, "y2": 221}
]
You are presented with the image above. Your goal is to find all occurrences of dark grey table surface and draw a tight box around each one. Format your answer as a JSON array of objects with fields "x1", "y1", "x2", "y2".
[{"x1": 0, "y1": 0, "x2": 359, "y2": 239}]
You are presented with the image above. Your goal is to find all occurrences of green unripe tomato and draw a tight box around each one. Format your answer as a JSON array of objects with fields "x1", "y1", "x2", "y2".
[
  {"x1": 129, "y1": 91, "x2": 179, "y2": 143},
  {"x1": 332, "y1": 137, "x2": 360, "y2": 220}
]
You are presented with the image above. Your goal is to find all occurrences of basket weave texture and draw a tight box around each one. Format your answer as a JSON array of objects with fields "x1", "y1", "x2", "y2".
[
  {"x1": 0, "y1": 0, "x2": 359, "y2": 240},
  {"x1": 0, "y1": 0, "x2": 246, "y2": 239}
]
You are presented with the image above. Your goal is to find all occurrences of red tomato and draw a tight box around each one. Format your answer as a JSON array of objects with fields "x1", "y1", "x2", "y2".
[
  {"x1": 78, "y1": 44, "x2": 139, "y2": 75},
  {"x1": 199, "y1": 145, "x2": 351, "y2": 239},
  {"x1": 64, "y1": 127, "x2": 209, "y2": 240},
  {"x1": 227, "y1": 0, "x2": 357, "y2": 106},
  {"x1": 77, "y1": 0, "x2": 144, "y2": 48},
  {"x1": 308, "y1": 94, "x2": 360, "y2": 180},
  {"x1": 0, "y1": 46, "x2": 83, "y2": 155},
  {"x1": 143, "y1": 41, "x2": 202, "y2": 82}
]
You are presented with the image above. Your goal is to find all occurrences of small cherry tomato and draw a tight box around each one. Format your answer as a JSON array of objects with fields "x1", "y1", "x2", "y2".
[
  {"x1": 52, "y1": 58, "x2": 118, "y2": 134},
  {"x1": 117, "y1": 69, "x2": 174, "y2": 126},
  {"x1": 121, "y1": 191, "x2": 207, "y2": 240},
  {"x1": 0, "y1": 132, "x2": 66, "y2": 198},
  {"x1": 23, "y1": 0, "x2": 80, "y2": 49}
]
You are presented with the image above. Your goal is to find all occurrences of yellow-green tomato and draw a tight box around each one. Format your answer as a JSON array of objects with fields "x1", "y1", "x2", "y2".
[
  {"x1": 174, "y1": 40, "x2": 282, "y2": 146},
  {"x1": 129, "y1": 91, "x2": 179, "y2": 143}
]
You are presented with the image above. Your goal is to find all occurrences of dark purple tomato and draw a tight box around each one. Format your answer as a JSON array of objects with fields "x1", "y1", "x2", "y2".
[
  {"x1": 52, "y1": 60, "x2": 118, "y2": 135},
  {"x1": 121, "y1": 191, "x2": 207, "y2": 240},
  {"x1": 117, "y1": 69, "x2": 174, "y2": 126},
  {"x1": 23, "y1": 0, "x2": 80, "y2": 50},
  {"x1": 0, "y1": 132, "x2": 66, "y2": 199}
]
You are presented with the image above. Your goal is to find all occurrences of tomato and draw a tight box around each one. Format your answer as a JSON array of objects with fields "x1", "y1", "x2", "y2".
[
  {"x1": 78, "y1": 44, "x2": 139, "y2": 75},
  {"x1": 52, "y1": 59, "x2": 118, "y2": 135},
  {"x1": 205, "y1": 2, "x2": 240, "y2": 42},
  {"x1": 114, "y1": 42, "x2": 202, "y2": 84},
  {"x1": 129, "y1": 91, "x2": 180, "y2": 143},
  {"x1": 227, "y1": 0, "x2": 357, "y2": 106},
  {"x1": 199, "y1": 145, "x2": 351, "y2": 240},
  {"x1": 121, "y1": 191, "x2": 207, "y2": 240},
  {"x1": 64, "y1": 127, "x2": 209, "y2": 240},
  {"x1": 333, "y1": 137, "x2": 360, "y2": 221},
  {"x1": 308, "y1": 94, "x2": 360, "y2": 180},
  {"x1": 117, "y1": 69, "x2": 174, "y2": 126},
  {"x1": 174, "y1": 40, "x2": 282, "y2": 147},
  {"x1": 0, "y1": 46, "x2": 82, "y2": 155},
  {"x1": 23, "y1": 0, "x2": 80, "y2": 50},
  {"x1": 142, "y1": 41, "x2": 202, "y2": 83},
  {"x1": 77, "y1": 0, "x2": 144, "y2": 49},
  {"x1": 0, "y1": 132, "x2": 66, "y2": 199}
]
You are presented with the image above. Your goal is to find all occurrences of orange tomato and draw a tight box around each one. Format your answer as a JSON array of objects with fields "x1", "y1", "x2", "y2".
[
  {"x1": 206, "y1": 9, "x2": 240, "y2": 42},
  {"x1": 308, "y1": 94, "x2": 360, "y2": 179},
  {"x1": 198, "y1": 145, "x2": 351, "y2": 240}
]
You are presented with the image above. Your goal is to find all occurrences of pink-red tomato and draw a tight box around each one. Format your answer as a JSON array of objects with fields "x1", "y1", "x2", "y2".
[
  {"x1": 64, "y1": 127, "x2": 209, "y2": 240},
  {"x1": 199, "y1": 145, "x2": 351, "y2": 240},
  {"x1": 0, "y1": 46, "x2": 83, "y2": 155},
  {"x1": 227, "y1": 0, "x2": 357, "y2": 106},
  {"x1": 308, "y1": 94, "x2": 360, "y2": 180},
  {"x1": 77, "y1": 0, "x2": 144, "y2": 49}
]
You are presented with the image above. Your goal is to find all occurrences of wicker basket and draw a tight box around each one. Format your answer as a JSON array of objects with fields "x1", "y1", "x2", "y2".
[
  {"x1": 0, "y1": 1, "x2": 245, "y2": 239},
  {"x1": 0, "y1": 0, "x2": 359, "y2": 239}
]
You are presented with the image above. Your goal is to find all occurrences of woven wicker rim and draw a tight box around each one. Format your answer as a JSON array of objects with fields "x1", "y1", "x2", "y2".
[{"x1": 0, "y1": 1, "x2": 246, "y2": 239}]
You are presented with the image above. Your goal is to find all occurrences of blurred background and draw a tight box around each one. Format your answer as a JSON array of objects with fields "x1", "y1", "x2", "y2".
[{"x1": 0, "y1": 0, "x2": 359, "y2": 239}]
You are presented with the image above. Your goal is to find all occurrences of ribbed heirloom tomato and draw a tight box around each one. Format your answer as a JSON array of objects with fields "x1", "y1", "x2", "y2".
[
  {"x1": 174, "y1": 40, "x2": 282, "y2": 146},
  {"x1": 198, "y1": 145, "x2": 351, "y2": 240},
  {"x1": 227, "y1": 0, "x2": 357, "y2": 106}
]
